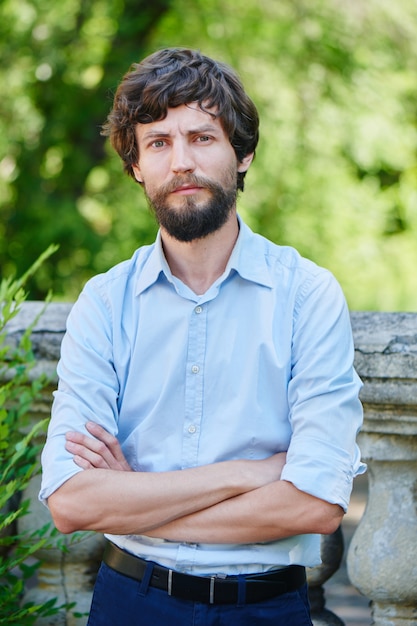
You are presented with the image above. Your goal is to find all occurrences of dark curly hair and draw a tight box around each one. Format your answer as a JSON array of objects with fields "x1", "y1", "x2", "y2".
[{"x1": 102, "y1": 48, "x2": 259, "y2": 191}]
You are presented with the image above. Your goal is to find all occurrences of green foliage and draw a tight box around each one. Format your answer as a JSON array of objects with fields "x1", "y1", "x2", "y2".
[
  {"x1": 0, "y1": 245, "x2": 64, "y2": 624},
  {"x1": 149, "y1": 0, "x2": 417, "y2": 311},
  {"x1": 1, "y1": 0, "x2": 417, "y2": 310},
  {"x1": 0, "y1": 0, "x2": 170, "y2": 299}
]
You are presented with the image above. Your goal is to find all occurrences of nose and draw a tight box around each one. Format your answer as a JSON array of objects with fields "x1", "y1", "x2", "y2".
[{"x1": 170, "y1": 140, "x2": 195, "y2": 174}]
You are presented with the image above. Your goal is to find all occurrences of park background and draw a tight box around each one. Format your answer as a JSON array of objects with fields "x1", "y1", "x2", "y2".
[{"x1": 1, "y1": 0, "x2": 417, "y2": 311}]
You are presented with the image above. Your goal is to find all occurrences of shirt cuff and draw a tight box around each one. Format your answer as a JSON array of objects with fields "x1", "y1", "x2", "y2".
[{"x1": 280, "y1": 436, "x2": 366, "y2": 512}]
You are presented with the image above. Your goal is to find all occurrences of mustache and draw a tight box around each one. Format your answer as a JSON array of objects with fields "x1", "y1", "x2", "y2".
[{"x1": 158, "y1": 174, "x2": 221, "y2": 195}]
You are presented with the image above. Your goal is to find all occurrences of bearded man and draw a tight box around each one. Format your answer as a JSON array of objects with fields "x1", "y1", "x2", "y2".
[{"x1": 40, "y1": 48, "x2": 364, "y2": 626}]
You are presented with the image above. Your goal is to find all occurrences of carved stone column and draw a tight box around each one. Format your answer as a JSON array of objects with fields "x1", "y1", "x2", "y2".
[
  {"x1": 308, "y1": 528, "x2": 345, "y2": 626},
  {"x1": 348, "y1": 312, "x2": 417, "y2": 626}
]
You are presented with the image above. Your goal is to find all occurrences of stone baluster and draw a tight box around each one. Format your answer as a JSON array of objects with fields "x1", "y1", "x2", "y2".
[
  {"x1": 308, "y1": 528, "x2": 345, "y2": 626},
  {"x1": 348, "y1": 312, "x2": 417, "y2": 626}
]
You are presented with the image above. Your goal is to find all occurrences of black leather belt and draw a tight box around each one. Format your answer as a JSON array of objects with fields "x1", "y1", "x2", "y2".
[{"x1": 103, "y1": 541, "x2": 306, "y2": 605}]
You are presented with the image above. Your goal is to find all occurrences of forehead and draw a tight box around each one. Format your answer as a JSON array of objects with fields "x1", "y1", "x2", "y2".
[{"x1": 135, "y1": 103, "x2": 226, "y2": 140}]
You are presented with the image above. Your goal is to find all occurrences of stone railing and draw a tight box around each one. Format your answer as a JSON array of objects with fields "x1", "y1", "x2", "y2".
[
  {"x1": 347, "y1": 312, "x2": 417, "y2": 626},
  {"x1": 4, "y1": 304, "x2": 417, "y2": 625}
]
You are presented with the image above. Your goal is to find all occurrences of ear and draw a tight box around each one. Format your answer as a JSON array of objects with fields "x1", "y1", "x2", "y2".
[
  {"x1": 237, "y1": 152, "x2": 254, "y2": 173},
  {"x1": 132, "y1": 163, "x2": 143, "y2": 184}
]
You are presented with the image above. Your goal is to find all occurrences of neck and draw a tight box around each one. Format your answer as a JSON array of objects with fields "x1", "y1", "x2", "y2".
[{"x1": 161, "y1": 211, "x2": 239, "y2": 295}]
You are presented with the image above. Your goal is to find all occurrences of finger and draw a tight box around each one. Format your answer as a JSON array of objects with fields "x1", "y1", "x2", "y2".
[
  {"x1": 66, "y1": 430, "x2": 104, "y2": 450},
  {"x1": 85, "y1": 422, "x2": 131, "y2": 470},
  {"x1": 72, "y1": 454, "x2": 94, "y2": 470},
  {"x1": 85, "y1": 421, "x2": 120, "y2": 450},
  {"x1": 65, "y1": 430, "x2": 86, "y2": 443},
  {"x1": 66, "y1": 429, "x2": 113, "y2": 461},
  {"x1": 66, "y1": 427, "x2": 131, "y2": 471},
  {"x1": 65, "y1": 439, "x2": 111, "y2": 469},
  {"x1": 85, "y1": 422, "x2": 120, "y2": 451}
]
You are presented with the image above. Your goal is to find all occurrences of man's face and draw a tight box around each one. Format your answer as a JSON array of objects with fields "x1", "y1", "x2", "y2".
[{"x1": 133, "y1": 104, "x2": 253, "y2": 242}]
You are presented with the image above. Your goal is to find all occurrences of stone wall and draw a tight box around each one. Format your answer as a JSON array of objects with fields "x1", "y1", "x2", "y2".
[{"x1": 4, "y1": 303, "x2": 417, "y2": 625}]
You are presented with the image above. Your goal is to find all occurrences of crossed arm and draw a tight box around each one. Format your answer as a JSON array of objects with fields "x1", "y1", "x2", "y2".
[{"x1": 47, "y1": 422, "x2": 343, "y2": 542}]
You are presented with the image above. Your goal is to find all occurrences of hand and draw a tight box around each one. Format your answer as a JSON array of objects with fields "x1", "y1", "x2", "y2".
[{"x1": 65, "y1": 422, "x2": 132, "y2": 471}]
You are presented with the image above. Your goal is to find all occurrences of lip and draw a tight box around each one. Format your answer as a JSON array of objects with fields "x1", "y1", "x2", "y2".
[{"x1": 172, "y1": 185, "x2": 203, "y2": 195}]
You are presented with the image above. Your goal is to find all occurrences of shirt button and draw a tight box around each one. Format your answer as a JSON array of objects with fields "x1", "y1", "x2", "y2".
[
  {"x1": 195, "y1": 306, "x2": 203, "y2": 314},
  {"x1": 191, "y1": 365, "x2": 200, "y2": 374},
  {"x1": 188, "y1": 424, "x2": 197, "y2": 434}
]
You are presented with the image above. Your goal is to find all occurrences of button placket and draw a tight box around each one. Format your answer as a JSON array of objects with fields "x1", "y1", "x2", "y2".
[{"x1": 182, "y1": 302, "x2": 207, "y2": 467}]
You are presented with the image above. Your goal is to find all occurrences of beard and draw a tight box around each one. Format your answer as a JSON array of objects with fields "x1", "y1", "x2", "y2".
[{"x1": 144, "y1": 169, "x2": 238, "y2": 242}]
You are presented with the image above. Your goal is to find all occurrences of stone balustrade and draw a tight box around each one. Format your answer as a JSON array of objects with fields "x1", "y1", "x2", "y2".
[
  {"x1": 4, "y1": 303, "x2": 417, "y2": 625},
  {"x1": 347, "y1": 312, "x2": 417, "y2": 626}
]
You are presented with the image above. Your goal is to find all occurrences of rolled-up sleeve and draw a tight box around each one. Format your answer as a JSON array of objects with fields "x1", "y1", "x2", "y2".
[
  {"x1": 39, "y1": 281, "x2": 119, "y2": 504},
  {"x1": 280, "y1": 269, "x2": 365, "y2": 511}
]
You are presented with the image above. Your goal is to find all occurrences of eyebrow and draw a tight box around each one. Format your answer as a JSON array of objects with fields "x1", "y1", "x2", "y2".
[{"x1": 140, "y1": 124, "x2": 221, "y2": 141}]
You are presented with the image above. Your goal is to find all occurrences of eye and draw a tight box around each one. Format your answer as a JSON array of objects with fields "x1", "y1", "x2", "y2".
[
  {"x1": 152, "y1": 140, "x2": 166, "y2": 148},
  {"x1": 196, "y1": 135, "x2": 211, "y2": 143}
]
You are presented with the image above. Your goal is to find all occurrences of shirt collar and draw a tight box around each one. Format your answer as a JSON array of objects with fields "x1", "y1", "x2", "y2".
[
  {"x1": 135, "y1": 231, "x2": 168, "y2": 295},
  {"x1": 227, "y1": 216, "x2": 273, "y2": 289},
  {"x1": 135, "y1": 215, "x2": 273, "y2": 296}
]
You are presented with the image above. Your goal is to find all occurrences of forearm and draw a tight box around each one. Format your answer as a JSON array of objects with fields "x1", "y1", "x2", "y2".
[
  {"x1": 47, "y1": 457, "x2": 282, "y2": 535},
  {"x1": 144, "y1": 480, "x2": 344, "y2": 544}
]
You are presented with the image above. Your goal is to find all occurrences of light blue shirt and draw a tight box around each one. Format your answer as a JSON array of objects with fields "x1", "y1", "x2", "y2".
[{"x1": 40, "y1": 217, "x2": 364, "y2": 574}]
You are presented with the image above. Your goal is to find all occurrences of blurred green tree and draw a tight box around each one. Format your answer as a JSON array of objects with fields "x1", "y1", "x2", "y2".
[
  {"x1": 149, "y1": 0, "x2": 417, "y2": 311},
  {"x1": 1, "y1": 0, "x2": 417, "y2": 310},
  {"x1": 0, "y1": 0, "x2": 170, "y2": 299}
]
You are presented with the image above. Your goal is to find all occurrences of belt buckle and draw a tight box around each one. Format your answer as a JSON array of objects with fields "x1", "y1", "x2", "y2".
[{"x1": 168, "y1": 569, "x2": 217, "y2": 604}]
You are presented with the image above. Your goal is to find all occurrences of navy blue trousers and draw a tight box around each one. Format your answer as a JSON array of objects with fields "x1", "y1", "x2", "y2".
[{"x1": 87, "y1": 563, "x2": 313, "y2": 626}]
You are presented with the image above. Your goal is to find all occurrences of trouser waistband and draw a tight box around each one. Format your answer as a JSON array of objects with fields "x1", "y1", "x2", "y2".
[{"x1": 103, "y1": 541, "x2": 306, "y2": 605}]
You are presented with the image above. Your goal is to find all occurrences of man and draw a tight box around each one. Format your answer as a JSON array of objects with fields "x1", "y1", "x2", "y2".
[{"x1": 40, "y1": 48, "x2": 364, "y2": 625}]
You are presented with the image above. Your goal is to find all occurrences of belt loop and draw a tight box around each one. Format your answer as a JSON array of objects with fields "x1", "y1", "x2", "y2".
[
  {"x1": 138, "y1": 561, "x2": 154, "y2": 597},
  {"x1": 168, "y1": 570, "x2": 173, "y2": 596},
  {"x1": 237, "y1": 574, "x2": 246, "y2": 606}
]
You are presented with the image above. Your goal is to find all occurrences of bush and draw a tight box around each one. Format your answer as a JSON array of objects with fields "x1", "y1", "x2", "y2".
[{"x1": 0, "y1": 245, "x2": 65, "y2": 624}]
